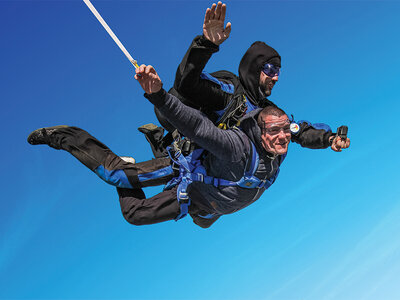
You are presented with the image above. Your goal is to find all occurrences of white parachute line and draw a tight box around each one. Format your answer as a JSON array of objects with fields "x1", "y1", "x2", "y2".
[{"x1": 82, "y1": 0, "x2": 138, "y2": 68}]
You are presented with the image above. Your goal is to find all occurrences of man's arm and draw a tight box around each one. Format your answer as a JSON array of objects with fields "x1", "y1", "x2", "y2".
[
  {"x1": 135, "y1": 65, "x2": 247, "y2": 161},
  {"x1": 174, "y1": 2, "x2": 233, "y2": 110},
  {"x1": 291, "y1": 121, "x2": 350, "y2": 151}
]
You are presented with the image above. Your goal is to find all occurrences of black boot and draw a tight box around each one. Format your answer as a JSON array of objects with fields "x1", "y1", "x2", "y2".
[
  {"x1": 27, "y1": 125, "x2": 69, "y2": 149},
  {"x1": 138, "y1": 123, "x2": 167, "y2": 158}
]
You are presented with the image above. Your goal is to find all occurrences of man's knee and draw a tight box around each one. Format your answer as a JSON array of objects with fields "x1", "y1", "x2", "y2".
[
  {"x1": 94, "y1": 167, "x2": 134, "y2": 188},
  {"x1": 121, "y1": 210, "x2": 146, "y2": 226},
  {"x1": 191, "y1": 214, "x2": 220, "y2": 229},
  {"x1": 120, "y1": 209, "x2": 160, "y2": 226}
]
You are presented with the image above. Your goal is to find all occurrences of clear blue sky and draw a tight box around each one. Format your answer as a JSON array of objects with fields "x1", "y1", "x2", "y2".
[{"x1": 1, "y1": 1, "x2": 400, "y2": 299}]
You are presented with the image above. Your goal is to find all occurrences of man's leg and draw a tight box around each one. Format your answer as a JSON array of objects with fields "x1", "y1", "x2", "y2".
[
  {"x1": 27, "y1": 126, "x2": 174, "y2": 189},
  {"x1": 28, "y1": 126, "x2": 220, "y2": 227},
  {"x1": 117, "y1": 186, "x2": 180, "y2": 225},
  {"x1": 118, "y1": 186, "x2": 222, "y2": 227}
]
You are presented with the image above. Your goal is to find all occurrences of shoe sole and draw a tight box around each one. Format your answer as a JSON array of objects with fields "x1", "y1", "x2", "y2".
[
  {"x1": 27, "y1": 125, "x2": 69, "y2": 145},
  {"x1": 120, "y1": 156, "x2": 136, "y2": 164}
]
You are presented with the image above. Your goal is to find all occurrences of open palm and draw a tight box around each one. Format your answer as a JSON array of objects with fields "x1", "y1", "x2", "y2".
[{"x1": 203, "y1": 2, "x2": 231, "y2": 45}]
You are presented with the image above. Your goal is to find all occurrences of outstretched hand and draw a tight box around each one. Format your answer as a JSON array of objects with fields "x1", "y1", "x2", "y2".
[
  {"x1": 135, "y1": 65, "x2": 163, "y2": 94},
  {"x1": 330, "y1": 136, "x2": 350, "y2": 152},
  {"x1": 203, "y1": 2, "x2": 231, "y2": 45}
]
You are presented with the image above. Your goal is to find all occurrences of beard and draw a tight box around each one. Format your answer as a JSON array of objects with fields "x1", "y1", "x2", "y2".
[{"x1": 259, "y1": 77, "x2": 273, "y2": 97}]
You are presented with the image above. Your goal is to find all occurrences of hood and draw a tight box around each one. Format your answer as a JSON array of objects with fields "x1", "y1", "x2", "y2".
[
  {"x1": 238, "y1": 41, "x2": 281, "y2": 107},
  {"x1": 239, "y1": 108, "x2": 276, "y2": 160}
]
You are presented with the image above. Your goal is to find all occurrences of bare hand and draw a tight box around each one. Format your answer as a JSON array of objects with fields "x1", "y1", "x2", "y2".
[
  {"x1": 135, "y1": 64, "x2": 163, "y2": 94},
  {"x1": 330, "y1": 136, "x2": 350, "y2": 152},
  {"x1": 203, "y1": 2, "x2": 231, "y2": 45}
]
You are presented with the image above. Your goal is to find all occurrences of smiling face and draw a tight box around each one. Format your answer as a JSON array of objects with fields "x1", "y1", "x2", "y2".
[{"x1": 260, "y1": 114, "x2": 291, "y2": 155}]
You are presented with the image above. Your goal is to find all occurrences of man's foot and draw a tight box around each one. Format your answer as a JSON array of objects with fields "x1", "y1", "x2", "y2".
[
  {"x1": 120, "y1": 156, "x2": 136, "y2": 164},
  {"x1": 137, "y1": 123, "x2": 161, "y2": 135},
  {"x1": 138, "y1": 123, "x2": 168, "y2": 158},
  {"x1": 27, "y1": 125, "x2": 69, "y2": 149}
]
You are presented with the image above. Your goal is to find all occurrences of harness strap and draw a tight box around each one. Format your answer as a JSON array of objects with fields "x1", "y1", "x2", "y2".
[
  {"x1": 166, "y1": 141, "x2": 273, "y2": 221},
  {"x1": 246, "y1": 142, "x2": 259, "y2": 177},
  {"x1": 189, "y1": 143, "x2": 273, "y2": 190},
  {"x1": 175, "y1": 151, "x2": 191, "y2": 172},
  {"x1": 175, "y1": 176, "x2": 191, "y2": 220}
]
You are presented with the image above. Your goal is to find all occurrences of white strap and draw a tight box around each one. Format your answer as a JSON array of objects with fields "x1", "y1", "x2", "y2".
[{"x1": 83, "y1": 0, "x2": 138, "y2": 68}]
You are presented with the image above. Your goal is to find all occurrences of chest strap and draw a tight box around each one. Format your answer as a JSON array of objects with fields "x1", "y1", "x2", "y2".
[{"x1": 166, "y1": 141, "x2": 274, "y2": 221}]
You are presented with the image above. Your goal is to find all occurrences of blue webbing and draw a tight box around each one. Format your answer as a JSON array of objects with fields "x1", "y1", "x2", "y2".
[{"x1": 167, "y1": 142, "x2": 273, "y2": 221}]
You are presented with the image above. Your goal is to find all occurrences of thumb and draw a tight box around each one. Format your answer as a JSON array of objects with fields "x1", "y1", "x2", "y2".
[{"x1": 224, "y1": 22, "x2": 232, "y2": 37}]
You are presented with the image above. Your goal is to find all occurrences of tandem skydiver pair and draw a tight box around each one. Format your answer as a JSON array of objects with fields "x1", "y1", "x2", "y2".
[{"x1": 27, "y1": 2, "x2": 350, "y2": 228}]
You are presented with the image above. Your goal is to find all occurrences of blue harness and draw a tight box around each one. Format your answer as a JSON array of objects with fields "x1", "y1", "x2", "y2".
[{"x1": 164, "y1": 142, "x2": 280, "y2": 221}]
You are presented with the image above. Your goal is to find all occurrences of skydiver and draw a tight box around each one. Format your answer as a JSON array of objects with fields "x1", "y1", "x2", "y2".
[
  {"x1": 143, "y1": 1, "x2": 284, "y2": 157},
  {"x1": 27, "y1": 64, "x2": 350, "y2": 228}
]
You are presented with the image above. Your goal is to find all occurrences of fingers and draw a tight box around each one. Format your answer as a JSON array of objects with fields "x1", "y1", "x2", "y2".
[
  {"x1": 331, "y1": 137, "x2": 341, "y2": 152},
  {"x1": 346, "y1": 138, "x2": 350, "y2": 148},
  {"x1": 210, "y1": 3, "x2": 217, "y2": 19},
  {"x1": 331, "y1": 142, "x2": 341, "y2": 152},
  {"x1": 338, "y1": 138, "x2": 350, "y2": 149},
  {"x1": 138, "y1": 64, "x2": 146, "y2": 73},
  {"x1": 145, "y1": 64, "x2": 155, "y2": 75},
  {"x1": 135, "y1": 64, "x2": 157, "y2": 77},
  {"x1": 204, "y1": 8, "x2": 211, "y2": 24},
  {"x1": 134, "y1": 66, "x2": 142, "y2": 80},
  {"x1": 206, "y1": 2, "x2": 224, "y2": 21},
  {"x1": 331, "y1": 137, "x2": 350, "y2": 152},
  {"x1": 215, "y1": 1, "x2": 223, "y2": 20},
  {"x1": 135, "y1": 64, "x2": 146, "y2": 78},
  {"x1": 220, "y1": 3, "x2": 226, "y2": 21},
  {"x1": 341, "y1": 138, "x2": 350, "y2": 149},
  {"x1": 134, "y1": 64, "x2": 161, "y2": 93},
  {"x1": 224, "y1": 22, "x2": 232, "y2": 38}
]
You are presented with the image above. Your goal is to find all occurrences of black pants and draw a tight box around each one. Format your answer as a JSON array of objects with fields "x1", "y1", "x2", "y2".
[{"x1": 51, "y1": 126, "x2": 218, "y2": 228}]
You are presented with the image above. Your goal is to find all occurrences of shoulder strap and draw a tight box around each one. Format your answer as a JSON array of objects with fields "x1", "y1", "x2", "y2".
[
  {"x1": 207, "y1": 71, "x2": 248, "y2": 129},
  {"x1": 244, "y1": 142, "x2": 259, "y2": 178}
]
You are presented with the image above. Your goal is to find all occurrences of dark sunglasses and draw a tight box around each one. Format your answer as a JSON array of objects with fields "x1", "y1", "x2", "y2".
[{"x1": 262, "y1": 64, "x2": 281, "y2": 77}]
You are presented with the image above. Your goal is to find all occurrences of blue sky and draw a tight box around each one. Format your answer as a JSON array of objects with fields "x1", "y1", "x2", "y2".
[{"x1": 1, "y1": 1, "x2": 400, "y2": 299}]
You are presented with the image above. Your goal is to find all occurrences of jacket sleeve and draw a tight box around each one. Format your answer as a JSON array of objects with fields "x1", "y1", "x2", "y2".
[
  {"x1": 173, "y1": 35, "x2": 233, "y2": 111},
  {"x1": 145, "y1": 89, "x2": 248, "y2": 162},
  {"x1": 291, "y1": 120, "x2": 335, "y2": 149}
]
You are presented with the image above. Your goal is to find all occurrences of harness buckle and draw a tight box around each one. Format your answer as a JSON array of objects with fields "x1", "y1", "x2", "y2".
[
  {"x1": 258, "y1": 179, "x2": 266, "y2": 188},
  {"x1": 171, "y1": 162, "x2": 180, "y2": 171},
  {"x1": 178, "y1": 191, "x2": 189, "y2": 203},
  {"x1": 174, "y1": 148, "x2": 182, "y2": 159},
  {"x1": 197, "y1": 173, "x2": 204, "y2": 182},
  {"x1": 181, "y1": 139, "x2": 192, "y2": 155}
]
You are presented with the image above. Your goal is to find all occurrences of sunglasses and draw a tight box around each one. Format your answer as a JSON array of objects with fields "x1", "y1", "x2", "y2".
[
  {"x1": 261, "y1": 120, "x2": 291, "y2": 136},
  {"x1": 262, "y1": 64, "x2": 281, "y2": 78}
]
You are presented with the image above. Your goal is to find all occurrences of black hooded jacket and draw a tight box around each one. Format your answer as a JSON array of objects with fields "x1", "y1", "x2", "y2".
[
  {"x1": 174, "y1": 35, "x2": 280, "y2": 109},
  {"x1": 155, "y1": 35, "x2": 334, "y2": 150},
  {"x1": 155, "y1": 35, "x2": 281, "y2": 132}
]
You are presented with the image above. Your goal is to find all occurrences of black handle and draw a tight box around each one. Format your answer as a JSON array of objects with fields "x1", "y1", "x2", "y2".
[{"x1": 337, "y1": 125, "x2": 348, "y2": 140}]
